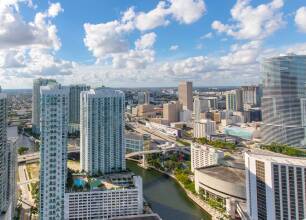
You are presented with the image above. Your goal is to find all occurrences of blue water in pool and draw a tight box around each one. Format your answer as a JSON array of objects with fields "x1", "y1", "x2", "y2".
[{"x1": 74, "y1": 178, "x2": 85, "y2": 187}]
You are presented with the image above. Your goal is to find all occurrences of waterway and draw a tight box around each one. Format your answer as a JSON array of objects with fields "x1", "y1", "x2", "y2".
[{"x1": 127, "y1": 161, "x2": 211, "y2": 220}]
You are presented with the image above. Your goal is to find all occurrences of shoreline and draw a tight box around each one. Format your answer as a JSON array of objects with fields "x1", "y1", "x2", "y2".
[{"x1": 130, "y1": 159, "x2": 226, "y2": 220}]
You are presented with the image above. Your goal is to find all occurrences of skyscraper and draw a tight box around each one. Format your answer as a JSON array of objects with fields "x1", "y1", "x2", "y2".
[
  {"x1": 225, "y1": 89, "x2": 243, "y2": 112},
  {"x1": 163, "y1": 101, "x2": 181, "y2": 123},
  {"x1": 138, "y1": 91, "x2": 150, "y2": 105},
  {"x1": 241, "y1": 86, "x2": 260, "y2": 107},
  {"x1": 245, "y1": 151, "x2": 306, "y2": 220},
  {"x1": 80, "y1": 88, "x2": 125, "y2": 175},
  {"x1": 39, "y1": 84, "x2": 69, "y2": 219},
  {"x1": 0, "y1": 91, "x2": 8, "y2": 212},
  {"x1": 178, "y1": 81, "x2": 193, "y2": 111},
  {"x1": 32, "y1": 78, "x2": 57, "y2": 134},
  {"x1": 261, "y1": 55, "x2": 306, "y2": 147},
  {"x1": 69, "y1": 84, "x2": 90, "y2": 124},
  {"x1": 0, "y1": 90, "x2": 16, "y2": 218}
]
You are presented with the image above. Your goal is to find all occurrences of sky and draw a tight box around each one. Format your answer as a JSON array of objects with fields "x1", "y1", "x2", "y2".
[{"x1": 0, "y1": 0, "x2": 306, "y2": 89}]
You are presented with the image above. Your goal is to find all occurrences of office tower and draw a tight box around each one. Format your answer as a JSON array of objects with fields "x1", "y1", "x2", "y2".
[
  {"x1": 178, "y1": 81, "x2": 193, "y2": 111},
  {"x1": 245, "y1": 151, "x2": 306, "y2": 220},
  {"x1": 193, "y1": 96, "x2": 217, "y2": 121},
  {"x1": 80, "y1": 88, "x2": 125, "y2": 175},
  {"x1": 163, "y1": 101, "x2": 181, "y2": 123},
  {"x1": 241, "y1": 86, "x2": 260, "y2": 107},
  {"x1": 261, "y1": 55, "x2": 306, "y2": 147},
  {"x1": 191, "y1": 143, "x2": 224, "y2": 172},
  {"x1": 138, "y1": 91, "x2": 150, "y2": 105},
  {"x1": 69, "y1": 84, "x2": 90, "y2": 124},
  {"x1": 0, "y1": 91, "x2": 8, "y2": 212},
  {"x1": 225, "y1": 89, "x2": 243, "y2": 112},
  {"x1": 39, "y1": 84, "x2": 69, "y2": 219},
  {"x1": 193, "y1": 119, "x2": 216, "y2": 138},
  {"x1": 32, "y1": 78, "x2": 57, "y2": 134}
]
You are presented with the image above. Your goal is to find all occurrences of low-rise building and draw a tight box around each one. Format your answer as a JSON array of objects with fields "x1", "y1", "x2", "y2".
[
  {"x1": 194, "y1": 165, "x2": 246, "y2": 218},
  {"x1": 191, "y1": 143, "x2": 224, "y2": 172},
  {"x1": 65, "y1": 173, "x2": 143, "y2": 220}
]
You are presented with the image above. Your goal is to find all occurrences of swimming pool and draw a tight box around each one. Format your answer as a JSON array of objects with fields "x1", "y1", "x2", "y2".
[{"x1": 74, "y1": 178, "x2": 85, "y2": 187}]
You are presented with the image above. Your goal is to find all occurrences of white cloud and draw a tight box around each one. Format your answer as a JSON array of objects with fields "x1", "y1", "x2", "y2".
[
  {"x1": 0, "y1": 1, "x2": 62, "y2": 50},
  {"x1": 169, "y1": 45, "x2": 179, "y2": 51},
  {"x1": 201, "y1": 32, "x2": 212, "y2": 39},
  {"x1": 295, "y1": 7, "x2": 306, "y2": 33},
  {"x1": 220, "y1": 41, "x2": 262, "y2": 66},
  {"x1": 135, "y1": 32, "x2": 156, "y2": 50},
  {"x1": 112, "y1": 33, "x2": 156, "y2": 69},
  {"x1": 135, "y1": 2, "x2": 170, "y2": 31},
  {"x1": 169, "y1": 0, "x2": 206, "y2": 24},
  {"x1": 48, "y1": 2, "x2": 63, "y2": 17},
  {"x1": 83, "y1": 20, "x2": 133, "y2": 59},
  {"x1": 212, "y1": 0, "x2": 284, "y2": 40}
]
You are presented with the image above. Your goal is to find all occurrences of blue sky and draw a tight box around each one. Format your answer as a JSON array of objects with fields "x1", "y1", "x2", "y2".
[{"x1": 0, "y1": 0, "x2": 306, "y2": 88}]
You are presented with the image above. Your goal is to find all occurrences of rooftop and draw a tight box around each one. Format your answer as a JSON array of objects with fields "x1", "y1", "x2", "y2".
[
  {"x1": 246, "y1": 149, "x2": 306, "y2": 166},
  {"x1": 68, "y1": 172, "x2": 137, "y2": 192},
  {"x1": 196, "y1": 165, "x2": 245, "y2": 185}
]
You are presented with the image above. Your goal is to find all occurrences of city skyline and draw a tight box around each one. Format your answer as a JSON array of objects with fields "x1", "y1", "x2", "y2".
[{"x1": 0, "y1": 0, "x2": 306, "y2": 89}]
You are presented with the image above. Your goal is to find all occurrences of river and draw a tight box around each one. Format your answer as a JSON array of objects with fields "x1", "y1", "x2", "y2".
[{"x1": 127, "y1": 161, "x2": 211, "y2": 220}]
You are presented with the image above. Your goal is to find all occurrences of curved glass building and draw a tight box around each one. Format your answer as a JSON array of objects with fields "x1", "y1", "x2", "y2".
[{"x1": 261, "y1": 54, "x2": 306, "y2": 148}]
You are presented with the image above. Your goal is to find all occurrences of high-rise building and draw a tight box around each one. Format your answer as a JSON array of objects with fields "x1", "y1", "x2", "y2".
[
  {"x1": 225, "y1": 89, "x2": 243, "y2": 112},
  {"x1": 0, "y1": 91, "x2": 8, "y2": 212},
  {"x1": 241, "y1": 86, "x2": 260, "y2": 107},
  {"x1": 178, "y1": 81, "x2": 193, "y2": 111},
  {"x1": 193, "y1": 119, "x2": 216, "y2": 138},
  {"x1": 191, "y1": 143, "x2": 224, "y2": 172},
  {"x1": 245, "y1": 151, "x2": 306, "y2": 220},
  {"x1": 261, "y1": 55, "x2": 306, "y2": 147},
  {"x1": 39, "y1": 84, "x2": 69, "y2": 219},
  {"x1": 69, "y1": 84, "x2": 90, "y2": 124},
  {"x1": 80, "y1": 88, "x2": 125, "y2": 175},
  {"x1": 193, "y1": 96, "x2": 217, "y2": 121},
  {"x1": 138, "y1": 91, "x2": 150, "y2": 105},
  {"x1": 163, "y1": 101, "x2": 181, "y2": 123},
  {"x1": 32, "y1": 78, "x2": 57, "y2": 134}
]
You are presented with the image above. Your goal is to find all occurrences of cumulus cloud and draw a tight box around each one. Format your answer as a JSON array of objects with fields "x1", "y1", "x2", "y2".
[
  {"x1": 212, "y1": 0, "x2": 284, "y2": 40},
  {"x1": 168, "y1": 0, "x2": 206, "y2": 24},
  {"x1": 135, "y1": 2, "x2": 170, "y2": 31},
  {"x1": 48, "y1": 2, "x2": 63, "y2": 17},
  {"x1": 295, "y1": 7, "x2": 306, "y2": 33},
  {"x1": 0, "y1": 1, "x2": 63, "y2": 50}
]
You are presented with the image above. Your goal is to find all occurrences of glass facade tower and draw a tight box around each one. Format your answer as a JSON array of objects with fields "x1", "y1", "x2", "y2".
[{"x1": 261, "y1": 55, "x2": 306, "y2": 148}]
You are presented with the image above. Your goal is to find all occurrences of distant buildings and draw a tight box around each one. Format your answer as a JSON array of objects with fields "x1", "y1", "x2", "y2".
[
  {"x1": 261, "y1": 55, "x2": 306, "y2": 147},
  {"x1": 241, "y1": 86, "x2": 260, "y2": 107},
  {"x1": 193, "y1": 96, "x2": 217, "y2": 121},
  {"x1": 225, "y1": 89, "x2": 243, "y2": 112},
  {"x1": 163, "y1": 101, "x2": 181, "y2": 123},
  {"x1": 191, "y1": 143, "x2": 224, "y2": 172},
  {"x1": 69, "y1": 84, "x2": 90, "y2": 131},
  {"x1": 138, "y1": 91, "x2": 150, "y2": 105},
  {"x1": 193, "y1": 119, "x2": 216, "y2": 138},
  {"x1": 32, "y1": 78, "x2": 57, "y2": 134},
  {"x1": 39, "y1": 84, "x2": 69, "y2": 219},
  {"x1": 245, "y1": 151, "x2": 306, "y2": 220},
  {"x1": 80, "y1": 88, "x2": 126, "y2": 175},
  {"x1": 178, "y1": 81, "x2": 193, "y2": 111}
]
